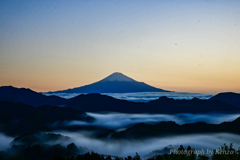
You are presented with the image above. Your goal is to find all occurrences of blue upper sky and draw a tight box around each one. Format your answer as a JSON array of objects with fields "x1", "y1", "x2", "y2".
[{"x1": 0, "y1": 0, "x2": 240, "y2": 93}]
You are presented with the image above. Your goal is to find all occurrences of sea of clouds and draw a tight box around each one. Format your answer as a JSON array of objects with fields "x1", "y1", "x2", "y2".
[
  {"x1": 2, "y1": 92, "x2": 238, "y2": 158},
  {"x1": 44, "y1": 92, "x2": 213, "y2": 102}
]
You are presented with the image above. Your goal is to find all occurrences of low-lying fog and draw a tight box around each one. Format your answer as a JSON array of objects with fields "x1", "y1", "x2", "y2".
[
  {"x1": 1, "y1": 113, "x2": 240, "y2": 158},
  {"x1": 0, "y1": 133, "x2": 14, "y2": 150},
  {"x1": 47, "y1": 131, "x2": 240, "y2": 157},
  {"x1": 1, "y1": 131, "x2": 240, "y2": 158},
  {"x1": 47, "y1": 113, "x2": 240, "y2": 157},
  {"x1": 66, "y1": 113, "x2": 240, "y2": 130}
]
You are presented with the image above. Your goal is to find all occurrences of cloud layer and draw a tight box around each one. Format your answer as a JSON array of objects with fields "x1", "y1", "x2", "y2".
[{"x1": 44, "y1": 92, "x2": 213, "y2": 101}]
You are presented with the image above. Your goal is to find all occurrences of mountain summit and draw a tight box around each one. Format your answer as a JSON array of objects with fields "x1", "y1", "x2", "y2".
[
  {"x1": 100, "y1": 72, "x2": 136, "y2": 82},
  {"x1": 47, "y1": 72, "x2": 170, "y2": 93}
]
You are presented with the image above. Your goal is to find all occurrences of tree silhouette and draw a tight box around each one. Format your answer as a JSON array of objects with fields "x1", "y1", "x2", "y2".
[{"x1": 133, "y1": 152, "x2": 140, "y2": 160}]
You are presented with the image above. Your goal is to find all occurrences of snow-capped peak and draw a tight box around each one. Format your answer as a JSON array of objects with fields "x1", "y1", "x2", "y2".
[{"x1": 100, "y1": 72, "x2": 136, "y2": 82}]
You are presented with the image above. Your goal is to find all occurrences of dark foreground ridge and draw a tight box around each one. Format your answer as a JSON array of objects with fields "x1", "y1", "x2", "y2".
[
  {"x1": 0, "y1": 142, "x2": 238, "y2": 160},
  {"x1": 0, "y1": 101, "x2": 95, "y2": 136},
  {"x1": 47, "y1": 72, "x2": 170, "y2": 93}
]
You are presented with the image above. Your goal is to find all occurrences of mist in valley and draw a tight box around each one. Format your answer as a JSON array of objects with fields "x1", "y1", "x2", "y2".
[
  {"x1": 1, "y1": 113, "x2": 240, "y2": 158},
  {"x1": 0, "y1": 133, "x2": 14, "y2": 150},
  {"x1": 50, "y1": 131, "x2": 240, "y2": 157},
  {"x1": 65, "y1": 112, "x2": 240, "y2": 130},
  {"x1": 50, "y1": 113, "x2": 240, "y2": 157}
]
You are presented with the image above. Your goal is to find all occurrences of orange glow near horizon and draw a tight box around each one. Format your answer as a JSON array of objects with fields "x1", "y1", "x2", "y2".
[
  {"x1": 1, "y1": 69, "x2": 239, "y2": 94},
  {"x1": 1, "y1": 1, "x2": 240, "y2": 94}
]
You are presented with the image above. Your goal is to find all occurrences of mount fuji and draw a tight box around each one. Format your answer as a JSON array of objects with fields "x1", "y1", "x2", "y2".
[{"x1": 47, "y1": 72, "x2": 170, "y2": 93}]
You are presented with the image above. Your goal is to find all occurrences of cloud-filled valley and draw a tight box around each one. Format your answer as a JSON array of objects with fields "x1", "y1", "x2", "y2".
[
  {"x1": 2, "y1": 112, "x2": 240, "y2": 157},
  {"x1": 65, "y1": 112, "x2": 240, "y2": 130},
  {"x1": 47, "y1": 131, "x2": 240, "y2": 157}
]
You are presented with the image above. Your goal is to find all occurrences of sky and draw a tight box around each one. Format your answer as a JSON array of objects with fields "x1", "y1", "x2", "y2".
[{"x1": 0, "y1": 0, "x2": 240, "y2": 94}]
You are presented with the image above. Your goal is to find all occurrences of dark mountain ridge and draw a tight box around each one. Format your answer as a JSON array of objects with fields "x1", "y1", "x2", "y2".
[
  {"x1": 0, "y1": 101, "x2": 94, "y2": 136},
  {"x1": 209, "y1": 92, "x2": 240, "y2": 108},
  {"x1": 0, "y1": 86, "x2": 67, "y2": 107},
  {"x1": 66, "y1": 93, "x2": 142, "y2": 113},
  {"x1": 1, "y1": 86, "x2": 240, "y2": 114},
  {"x1": 98, "y1": 116, "x2": 240, "y2": 139},
  {"x1": 66, "y1": 93, "x2": 240, "y2": 114}
]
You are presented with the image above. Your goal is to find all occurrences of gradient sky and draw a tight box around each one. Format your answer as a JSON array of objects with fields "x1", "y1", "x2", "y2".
[{"x1": 0, "y1": 0, "x2": 240, "y2": 94}]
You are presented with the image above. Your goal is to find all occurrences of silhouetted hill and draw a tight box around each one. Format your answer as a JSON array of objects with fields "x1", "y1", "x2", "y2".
[
  {"x1": 0, "y1": 86, "x2": 67, "y2": 107},
  {"x1": 98, "y1": 117, "x2": 240, "y2": 139},
  {"x1": 145, "y1": 96, "x2": 240, "y2": 113},
  {"x1": 2, "y1": 143, "x2": 84, "y2": 160},
  {"x1": 11, "y1": 133, "x2": 71, "y2": 146},
  {"x1": 66, "y1": 94, "x2": 240, "y2": 114},
  {"x1": 209, "y1": 92, "x2": 240, "y2": 108},
  {"x1": 48, "y1": 72, "x2": 170, "y2": 93},
  {"x1": 66, "y1": 93, "x2": 142, "y2": 113},
  {"x1": 0, "y1": 95, "x2": 19, "y2": 103},
  {"x1": 0, "y1": 101, "x2": 94, "y2": 136}
]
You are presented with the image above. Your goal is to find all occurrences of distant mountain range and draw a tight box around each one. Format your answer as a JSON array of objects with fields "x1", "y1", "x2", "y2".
[
  {"x1": 0, "y1": 86, "x2": 240, "y2": 114},
  {"x1": 47, "y1": 72, "x2": 170, "y2": 93},
  {"x1": 66, "y1": 93, "x2": 240, "y2": 114}
]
